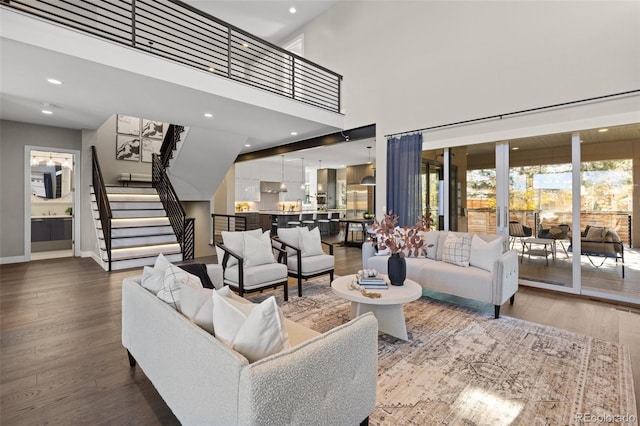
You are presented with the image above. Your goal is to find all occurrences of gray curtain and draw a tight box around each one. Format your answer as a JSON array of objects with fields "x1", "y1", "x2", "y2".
[{"x1": 386, "y1": 133, "x2": 423, "y2": 227}]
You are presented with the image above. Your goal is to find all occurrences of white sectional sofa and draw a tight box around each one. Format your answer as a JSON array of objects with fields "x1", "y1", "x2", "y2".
[
  {"x1": 122, "y1": 266, "x2": 378, "y2": 426},
  {"x1": 363, "y1": 231, "x2": 519, "y2": 318}
]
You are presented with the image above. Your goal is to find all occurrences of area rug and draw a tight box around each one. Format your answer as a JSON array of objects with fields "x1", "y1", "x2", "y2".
[{"x1": 248, "y1": 278, "x2": 638, "y2": 425}]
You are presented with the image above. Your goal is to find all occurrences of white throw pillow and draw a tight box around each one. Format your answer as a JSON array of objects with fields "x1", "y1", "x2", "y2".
[
  {"x1": 375, "y1": 233, "x2": 391, "y2": 256},
  {"x1": 157, "y1": 264, "x2": 203, "y2": 307},
  {"x1": 212, "y1": 289, "x2": 289, "y2": 362},
  {"x1": 469, "y1": 235, "x2": 503, "y2": 273},
  {"x1": 243, "y1": 231, "x2": 275, "y2": 267},
  {"x1": 298, "y1": 226, "x2": 324, "y2": 258},
  {"x1": 442, "y1": 233, "x2": 472, "y2": 267},
  {"x1": 141, "y1": 266, "x2": 164, "y2": 294},
  {"x1": 276, "y1": 227, "x2": 299, "y2": 257},
  {"x1": 179, "y1": 285, "x2": 214, "y2": 334},
  {"x1": 217, "y1": 229, "x2": 263, "y2": 267},
  {"x1": 422, "y1": 231, "x2": 439, "y2": 260},
  {"x1": 153, "y1": 253, "x2": 171, "y2": 272}
]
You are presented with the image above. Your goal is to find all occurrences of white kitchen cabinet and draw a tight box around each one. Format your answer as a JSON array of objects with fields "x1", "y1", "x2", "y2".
[{"x1": 235, "y1": 178, "x2": 260, "y2": 201}]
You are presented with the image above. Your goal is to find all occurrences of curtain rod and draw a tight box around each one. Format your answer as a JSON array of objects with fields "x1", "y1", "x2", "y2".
[{"x1": 385, "y1": 89, "x2": 640, "y2": 138}]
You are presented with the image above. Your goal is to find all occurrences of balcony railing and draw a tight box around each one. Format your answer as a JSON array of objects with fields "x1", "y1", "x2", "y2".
[{"x1": 3, "y1": 0, "x2": 342, "y2": 113}]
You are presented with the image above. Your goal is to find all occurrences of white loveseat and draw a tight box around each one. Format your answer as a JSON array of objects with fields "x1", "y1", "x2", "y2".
[
  {"x1": 362, "y1": 231, "x2": 519, "y2": 318},
  {"x1": 122, "y1": 266, "x2": 378, "y2": 426}
]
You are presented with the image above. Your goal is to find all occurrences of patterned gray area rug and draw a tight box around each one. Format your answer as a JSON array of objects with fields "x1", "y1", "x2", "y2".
[{"x1": 248, "y1": 279, "x2": 638, "y2": 425}]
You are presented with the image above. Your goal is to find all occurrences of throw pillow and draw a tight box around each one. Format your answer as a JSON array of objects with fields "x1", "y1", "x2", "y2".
[
  {"x1": 179, "y1": 285, "x2": 214, "y2": 334},
  {"x1": 217, "y1": 229, "x2": 263, "y2": 267},
  {"x1": 375, "y1": 233, "x2": 391, "y2": 256},
  {"x1": 141, "y1": 265, "x2": 164, "y2": 294},
  {"x1": 212, "y1": 289, "x2": 289, "y2": 362},
  {"x1": 442, "y1": 233, "x2": 472, "y2": 267},
  {"x1": 469, "y1": 235, "x2": 503, "y2": 273},
  {"x1": 157, "y1": 264, "x2": 203, "y2": 308},
  {"x1": 586, "y1": 226, "x2": 606, "y2": 240},
  {"x1": 298, "y1": 226, "x2": 324, "y2": 257},
  {"x1": 422, "y1": 231, "x2": 439, "y2": 260},
  {"x1": 276, "y1": 227, "x2": 299, "y2": 257},
  {"x1": 243, "y1": 231, "x2": 275, "y2": 267},
  {"x1": 140, "y1": 253, "x2": 172, "y2": 294},
  {"x1": 509, "y1": 222, "x2": 525, "y2": 237}
]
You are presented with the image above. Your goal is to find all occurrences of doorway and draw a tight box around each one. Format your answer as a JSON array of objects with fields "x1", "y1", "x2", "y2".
[{"x1": 25, "y1": 146, "x2": 80, "y2": 261}]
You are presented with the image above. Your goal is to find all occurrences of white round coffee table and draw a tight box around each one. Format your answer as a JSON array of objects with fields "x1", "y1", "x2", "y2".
[{"x1": 331, "y1": 275, "x2": 422, "y2": 341}]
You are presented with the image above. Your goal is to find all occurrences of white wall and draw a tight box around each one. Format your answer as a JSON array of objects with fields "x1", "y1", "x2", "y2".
[{"x1": 295, "y1": 1, "x2": 640, "y2": 214}]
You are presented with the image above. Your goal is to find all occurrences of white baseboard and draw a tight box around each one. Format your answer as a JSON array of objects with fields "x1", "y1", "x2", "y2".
[{"x1": 0, "y1": 255, "x2": 27, "y2": 265}]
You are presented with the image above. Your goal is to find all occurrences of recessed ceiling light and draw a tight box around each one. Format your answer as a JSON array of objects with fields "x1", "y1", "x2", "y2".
[
  {"x1": 41, "y1": 110, "x2": 53, "y2": 115},
  {"x1": 598, "y1": 128, "x2": 609, "y2": 133},
  {"x1": 47, "y1": 78, "x2": 62, "y2": 85},
  {"x1": 244, "y1": 143, "x2": 251, "y2": 147},
  {"x1": 204, "y1": 113, "x2": 213, "y2": 118},
  {"x1": 290, "y1": 131, "x2": 298, "y2": 136},
  {"x1": 289, "y1": 7, "x2": 296, "y2": 14},
  {"x1": 511, "y1": 147, "x2": 519, "y2": 150}
]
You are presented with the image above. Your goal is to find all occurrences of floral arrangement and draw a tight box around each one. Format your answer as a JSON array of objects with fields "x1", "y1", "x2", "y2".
[{"x1": 371, "y1": 210, "x2": 432, "y2": 258}]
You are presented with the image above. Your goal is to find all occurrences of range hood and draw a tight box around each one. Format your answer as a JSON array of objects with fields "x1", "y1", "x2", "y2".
[{"x1": 260, "y1": 181, "x2": 287, "y2": 193}]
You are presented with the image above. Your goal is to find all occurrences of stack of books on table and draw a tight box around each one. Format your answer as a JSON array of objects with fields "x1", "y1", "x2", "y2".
[{"x1": 357, "y1": 275, "x2": 389, "y2": 289}]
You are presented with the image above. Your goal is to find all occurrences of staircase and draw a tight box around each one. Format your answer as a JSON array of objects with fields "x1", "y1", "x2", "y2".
[{"x1": 92, "y1": 186, "x2": 183, "y2": 270}]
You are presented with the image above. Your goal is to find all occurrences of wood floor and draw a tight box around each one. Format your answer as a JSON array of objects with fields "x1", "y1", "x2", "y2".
[{"x1": 1, "y1": 242, "x2": 639, "y2": 424}]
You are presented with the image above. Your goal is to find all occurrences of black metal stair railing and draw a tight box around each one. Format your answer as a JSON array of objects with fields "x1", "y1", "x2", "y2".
[
  {"x1": 91, "y1": 146, "x2": 113, "y2": 271},
  {"x1": 159, "y1": 124, "x2": 184, "y2": 168},
  {"x1": 151, "y1": 153, "x2": 194, "y2": 260},
  {"x1": 3, "y1": 0, "x2": 342, "y2": 113}
]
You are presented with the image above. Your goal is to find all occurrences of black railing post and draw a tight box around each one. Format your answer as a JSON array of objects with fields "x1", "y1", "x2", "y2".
[
  {"x1": 227, "y1": 28, "x2": 232, "y2": 79},
  {"x1": 291, "y1": 56, "x2": 296, "y2": 100},
  {"x1": 131, "y1": 0, "x2": 136, "y2": 46},
  {"x1": 628, "y1": 214, "x2": 632, "y2": 248}
]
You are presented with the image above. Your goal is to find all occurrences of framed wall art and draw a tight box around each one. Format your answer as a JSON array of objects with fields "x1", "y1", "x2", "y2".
[
  {"x1": 142, "y1": 119, "x2": 164, "y2": 139},
  {"x1": 117, "y1": 115, "x2": 140, "y2": 136},
  {"x1": 141, "y1": 138, "x2": 163, "y2": 163},
  {"x1": 116, "y1": 135, "x2": 141, "y2": 161}
]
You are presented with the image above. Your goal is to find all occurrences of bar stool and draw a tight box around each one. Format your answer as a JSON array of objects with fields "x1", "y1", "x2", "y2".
[
  {"x1": 301, "y1": 212, "x2": 316, "y2": 228},
  {"x1": 317, "y1": 212, "x2": 330, "y2": 236},
  {"x1": 331, "y1": 212, "x2": 344, "y2": 238},
  {"x1": 271, "y1": 215, "x2": 279, "y2": 234},
  {"x1": 288, "y1": 214, "x2": 301, "y2": 228}
]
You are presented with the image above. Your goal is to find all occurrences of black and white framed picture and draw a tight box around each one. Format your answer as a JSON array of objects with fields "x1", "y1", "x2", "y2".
[
  {"x1": 116, "y1": 135, "x2": 140, "y2": 161},
  {"x1": 142, "y1": 119, "x2": 164, "y2": 139},
  {"x1": 117, "y1": 115, "x2": 140, "y2": 136},
  {"x1": 141, "y1": 138, "x2": 162, "y2": 163}
]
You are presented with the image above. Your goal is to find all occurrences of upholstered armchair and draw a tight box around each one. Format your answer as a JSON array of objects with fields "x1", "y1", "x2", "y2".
[
  {"x1": 274, "y1": 227, "x2": 335, "y2": 297},
  {"x1": 215, "y1": 229, "x2": 290, "y2": 301}
]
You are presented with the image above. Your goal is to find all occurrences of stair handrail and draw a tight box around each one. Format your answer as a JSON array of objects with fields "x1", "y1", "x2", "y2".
[
  {"x1": 91, "y1": 146, "x2": 112, "y2": 271},
  {"x1": 151, "y1": 153, "x2": 195, "y2": 260},
  {"x1": 159, "y1": 124, "x2": 184, "y2": 168}
]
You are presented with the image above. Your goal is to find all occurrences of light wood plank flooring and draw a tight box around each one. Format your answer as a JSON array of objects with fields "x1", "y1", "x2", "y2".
[{"x1": 1, "y1": 242, "x2": 638, "y2": 424}]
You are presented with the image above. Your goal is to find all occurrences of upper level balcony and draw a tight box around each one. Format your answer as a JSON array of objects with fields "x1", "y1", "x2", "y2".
[{"x1": 2, "y1": 0, "x2": 342, "y2": 114}]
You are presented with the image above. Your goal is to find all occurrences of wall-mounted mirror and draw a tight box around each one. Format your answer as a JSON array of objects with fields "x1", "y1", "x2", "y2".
[{"x1": 30, "y1": 151, "x2": 73, "y2": 199}]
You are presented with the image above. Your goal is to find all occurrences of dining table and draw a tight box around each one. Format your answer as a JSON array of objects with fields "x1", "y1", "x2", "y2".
[{"x1": 338, "y1": 218, "x2": 374, "y2": 247}]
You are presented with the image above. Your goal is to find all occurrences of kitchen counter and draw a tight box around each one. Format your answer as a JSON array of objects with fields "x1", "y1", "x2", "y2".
[{"x1": 31, "y1": 215, "x2": 72, "y2": 219}]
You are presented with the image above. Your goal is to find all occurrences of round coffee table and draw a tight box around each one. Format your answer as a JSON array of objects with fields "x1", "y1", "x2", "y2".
[{"x1": 331, "y1": 275, "x2": 422, "y2": 341}]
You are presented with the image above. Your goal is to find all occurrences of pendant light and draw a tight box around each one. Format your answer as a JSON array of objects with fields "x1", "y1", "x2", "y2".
[
  {"x1": 360, "y1": 146, "x2": 376, "y2": 186},
  {"x1": 300, "y1": 157, "x2": 305, "y2": 190},
  {"x1": 279, "y1": 155, "x2": 288, "y2": 192}
]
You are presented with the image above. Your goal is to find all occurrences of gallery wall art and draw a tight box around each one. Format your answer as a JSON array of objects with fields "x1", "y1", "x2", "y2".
[{"x1": 116, "y1": 115, "x2": 164, "y2": 162}]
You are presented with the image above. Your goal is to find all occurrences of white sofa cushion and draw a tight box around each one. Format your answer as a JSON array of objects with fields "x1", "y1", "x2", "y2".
[
  {"x1": 157, "y1": 264, "x2": 203, "y2": 307},
  {"x1": 141, "y1": 266, "x2": 164, "y2": 294},
  {"x1": 277, "y1": 227, "x2": 299, "y2": 257},
  {"x1": 179, "y1": 285, "x2": 214, "y2": 334},
  {"x1": 243, "y1": 231, "x2": 275, "y2": 267},
  {"x1": 442, "y1": 233, "x2": 472, "y2": 267},
  {"x1": 422, "y1": 231, "x2": 439, "y2": 260},
  {"x1": 420, "y1": 261, "x2": 494, "y2": 304},
  {"x1": 288, "y1": 253, "x2": 334, "y2": 275},
  {"x1": 469, "y1": 234, "x2": 503, "y2": 273},
  {"x1": 299, "y1": 226, "x2": 324, "y2": 257},
  {"x1": 223, "y1": 262, "x2": 288, "y2": 289},
  {"x1": 217, "y1": 229, "x2": 263, "y2": 267},
  {"x1": 212, "y1": 288, "x2": 290, "y2": 362}
]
